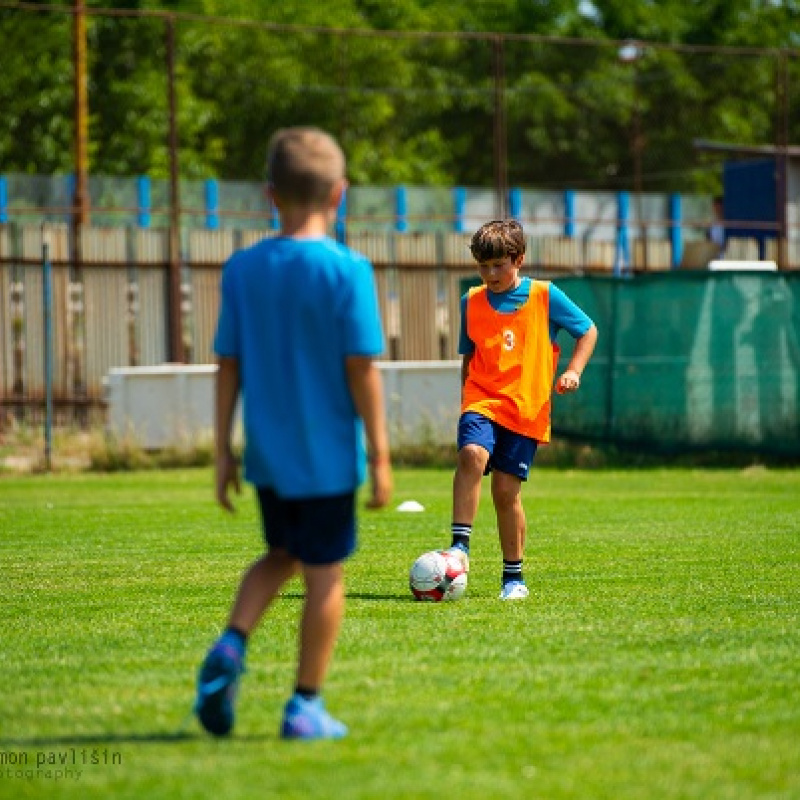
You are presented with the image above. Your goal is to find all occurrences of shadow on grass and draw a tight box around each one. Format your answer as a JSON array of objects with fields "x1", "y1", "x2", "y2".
[
  {"x1": 0, "y1": 731, "x2": 275, "y2": 747},
  {"x1": 348, "y1": 592, "x2": 416, "y2": 602},
  {"x1": 280, "y1": 592, "x2": 416, "y2": 602}
]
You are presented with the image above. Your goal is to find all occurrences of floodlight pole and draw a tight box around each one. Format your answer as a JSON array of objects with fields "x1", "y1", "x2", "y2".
[
  {"x1": 492, "y1": 36, "x2": 508, "y2": 220},
  {"x1": 72, "y1": 0, "x2": 89, "y2": 234},
  {"x1": 633, "y1": 67, "x2": 647, "y2": 271},
  {"x1": 776, "y1": 50, "x2": 790, "y2": 268},
  {"x1": 619, "y1": 42, "x2": 647, "y2": 272}
]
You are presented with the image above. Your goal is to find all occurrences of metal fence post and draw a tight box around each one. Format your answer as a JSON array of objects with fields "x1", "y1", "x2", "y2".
[
  {"x1": 615, "y1": 191, "x2": 630, "y2": 276},
  {"x1": 137, "y1": 176, "x2": 151, "y2": 228},
  {"x1": 453, "y1": 186, "x2": 466, "y2": 233},
  {"x1": 335, "y1": 187, "x2": 347, "y2": 243},
  {"x1": 205, "y1": 178, "x2": 220, "y2": 230},
  {"x1": 669, "y1": 193, "x2": 682, "y2": 269},
  {"x1": 0, "y1": 176, "x2": 8, "y2": 224},
  {"x1": 395, "y1": 185, "x2": 407, "y2": 232},
  {"x1": 564, "y1": 190, "x2": 576, "y2": 238},
  {"x1": 42, "y1": 227, "x2": 54, "y2": 470},
  {"x1": 508, "y1": 187, "x2": 522, "y2": 222},
  {"x1": 72, "y1": 0, "x2": 89, "y2": 231}
]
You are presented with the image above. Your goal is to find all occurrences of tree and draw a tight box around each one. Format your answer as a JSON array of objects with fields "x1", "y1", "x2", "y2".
[
  {"x1": 0, "y1": 5, "x2": 74, "y2": 174},
  {"x1": 1, "y1": 0, "x2": 798, "y2": 196}
]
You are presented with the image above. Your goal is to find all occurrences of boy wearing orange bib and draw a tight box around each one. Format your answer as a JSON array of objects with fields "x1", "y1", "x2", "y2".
[{"x1": 446, "y1": 220, "x2": 597, "y2": 600}]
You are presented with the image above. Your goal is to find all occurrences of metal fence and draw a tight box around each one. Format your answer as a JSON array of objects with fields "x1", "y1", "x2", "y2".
[
  {"x1": 3, "y1": 5, "x2": 800, "y2": 439},
  {"x1": 0, "y1": 223, "x2": 471, "y2": 424},
  {"x1": 553, "y1": 272, "x2": 800, "y2": 456},
  {"x1": 1, "y1": 221, "x2": 796, "y2": 427},
  {"x1": 4, "y1": 225, "x2": 800, "y2": 458}
]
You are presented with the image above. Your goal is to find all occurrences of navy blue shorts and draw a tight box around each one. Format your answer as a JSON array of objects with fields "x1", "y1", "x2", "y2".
[
  {"x1": 457, "y1": 411, "x2": 538, "y2": 480},
  {"x1": 256, "y1": 488, "x2": 356, "y2": 566}
]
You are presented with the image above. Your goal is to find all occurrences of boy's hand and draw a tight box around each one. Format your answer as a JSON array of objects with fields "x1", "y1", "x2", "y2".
[
  {"x1": 216, "y1": 450, "x2": 241, "y2": 513},
  {"x1": 556, "y1": 369, "x2": 581, "y2": 394},
  {"x1": 366, "y1": 459, "x2": 392, "y2": 510}
]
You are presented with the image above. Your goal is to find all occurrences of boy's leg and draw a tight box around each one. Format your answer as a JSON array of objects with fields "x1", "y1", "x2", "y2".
[
  {"x1": 281, "y1": 561, "x2": 348, "y2": 740},
  {"x1": 296, "y1": 562, "x2": 345, "y2": 691},
  {"x1": 492, "y1": 470, "x2": 529, "y2": 601},
  {"x1": 452, "y1": 443, "x2": 490, "y2": 526},
  {"x1": 492, "y1": 470, "x2": 525, "y2": 560},
  {"x1": 448, "y1": 443, "x2": 490, "y2": 569},
  {"x1": 196, "y1": 548, "x2": 299, "y2": 736},
  {"x1": 228, "y1": 549, "x2": 300, "y2": 634},
  {"x1": 487, "y1": 424, "x2": 536, "y2": 601},
  {"x1": 449, "y1": 413, "x2": 494, "y2": 562}
]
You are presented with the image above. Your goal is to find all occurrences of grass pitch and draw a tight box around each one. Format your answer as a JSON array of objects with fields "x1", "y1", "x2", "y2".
[{"x1": 1, "y1": 467, "x2": 799, "y2": 799}]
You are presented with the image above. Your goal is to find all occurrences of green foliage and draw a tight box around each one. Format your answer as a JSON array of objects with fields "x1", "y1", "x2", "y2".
[
  {"x1": 0, "y1": 426, "x2": 215, "y2": 474},
  {"x1": 85, "y1": 431, "x2": 215, "y2": 471},
  {"x1": 1, "y1": 1, "x2": 799, "y2": 189},
  {"x1": 1, "y1": 468, "x2": 799, "y2": 798},
  {"x1": 0, "y1": 7, "x2": 74, "y2": 173}
]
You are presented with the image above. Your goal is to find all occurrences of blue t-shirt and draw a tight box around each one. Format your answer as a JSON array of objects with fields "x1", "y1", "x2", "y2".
[
  {"x1": 214, "y1": 236, "x2": 384, "y2": 498},
  {"x1": 458, "y1": 278, "x2": 593, "y2": 355}
]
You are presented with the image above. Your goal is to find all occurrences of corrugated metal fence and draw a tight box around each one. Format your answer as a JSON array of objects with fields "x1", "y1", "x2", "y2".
[{"x1": 0, "y1": 222, "x2": 794, "y2": 424}]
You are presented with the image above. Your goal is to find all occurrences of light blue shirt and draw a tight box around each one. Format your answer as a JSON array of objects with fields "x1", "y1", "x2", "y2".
[
  {"x1": 459, "y1": 278, "x2": 594, "y2": 355},
  {"x1": 214, "y1": 236, "x2": 384, "y2": 498}
]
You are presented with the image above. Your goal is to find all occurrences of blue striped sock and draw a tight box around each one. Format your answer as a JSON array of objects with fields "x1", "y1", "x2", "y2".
[
  {"x1": 450, "y1": 523, "x2": 471, "y2": 553},
  {"x1": 502, "y1": 560, "x2": 523, "y2": 585}
]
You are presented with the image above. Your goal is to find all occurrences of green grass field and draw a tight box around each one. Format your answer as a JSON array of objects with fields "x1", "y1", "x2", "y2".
[{"x1": 1, "y1": 467, "x2": 799, "y2": 799}]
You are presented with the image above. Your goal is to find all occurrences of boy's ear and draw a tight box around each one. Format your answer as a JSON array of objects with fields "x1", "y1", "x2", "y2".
[
  {"x1": 513, "y1": 252, "x2": 525, "y2": 267},
  {"x1": 265, "y1": 183, "x2": 280, "y2": 208}
]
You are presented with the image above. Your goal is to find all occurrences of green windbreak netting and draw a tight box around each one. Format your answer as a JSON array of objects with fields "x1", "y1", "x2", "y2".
[{"x1": 551, "y1": 272, "x2": 800, "y2": 455}]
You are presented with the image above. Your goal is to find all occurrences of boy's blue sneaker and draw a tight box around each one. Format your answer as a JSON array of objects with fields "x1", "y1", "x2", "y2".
[
  {"x1": 499, "y1": 580, "x2": 529, "y2": 601},
  {"x1": 280, "y1": 694, "x2": 348, "y2": 741},
  {"x1": 195, "y1": 637, "x2": 245, "y2": 737}
]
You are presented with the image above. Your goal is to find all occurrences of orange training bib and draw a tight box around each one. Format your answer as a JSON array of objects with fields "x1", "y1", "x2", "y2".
[{"x1": 461, "y1": 281, "x2": 559, "y2": 442}]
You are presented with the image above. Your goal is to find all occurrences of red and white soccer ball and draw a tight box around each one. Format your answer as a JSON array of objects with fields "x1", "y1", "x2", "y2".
[{"x1": 409, "y1": 550, "x2": 467, "y2": 602}]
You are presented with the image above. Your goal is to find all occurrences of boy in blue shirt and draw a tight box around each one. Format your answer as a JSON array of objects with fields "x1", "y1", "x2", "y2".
[{"x1": 195, "y1": 127, "x2": 392, "y2": 740}]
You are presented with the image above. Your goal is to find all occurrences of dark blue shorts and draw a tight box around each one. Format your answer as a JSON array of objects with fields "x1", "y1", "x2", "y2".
[
  {"x1": 457, "y1": 411, "x2": 538, "y2": 480},
  {"x1": 255, "y1": 488, "x2": 356, "y2": 566}
]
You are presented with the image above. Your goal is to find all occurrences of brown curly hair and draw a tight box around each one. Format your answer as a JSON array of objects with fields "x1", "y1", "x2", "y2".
[{"x1": 469, "y1": 219, "x2": 526, "y2": 263}]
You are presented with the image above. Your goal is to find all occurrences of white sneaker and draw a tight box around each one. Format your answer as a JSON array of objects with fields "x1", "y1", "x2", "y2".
[
  {"x1": 444, "y1": 546, "x2": 470, "y2": 573},
  {"x1": 499, "y1": 580, "x2": 529, "y2": 601}
]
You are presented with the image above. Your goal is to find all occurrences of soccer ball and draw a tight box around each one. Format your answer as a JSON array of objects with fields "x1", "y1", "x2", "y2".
[{"x1": 409, "y1": 550, "x2": 467, "y2": 602}]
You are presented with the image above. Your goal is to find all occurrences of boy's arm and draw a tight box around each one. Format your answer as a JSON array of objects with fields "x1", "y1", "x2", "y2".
[
  {"x1": 346, "y1": 355, "x2": 392, "y2": 509},
  {"x1": 461, "y1": 353, "x2": 472, "y2": 388},
  {"x1": 215, "y1": 356, "x2": 242, "y2": 512},
  {"x1": 556, "y1": 324, "x2": 598, "y2": 394},
  {"x1": 460, "y1": 353, "x2": 473, "y2": 404}
]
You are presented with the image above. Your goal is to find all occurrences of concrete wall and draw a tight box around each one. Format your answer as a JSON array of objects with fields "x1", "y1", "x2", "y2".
[{"x1": 105, "y1": 361, "x2": 462, "y2": 449}]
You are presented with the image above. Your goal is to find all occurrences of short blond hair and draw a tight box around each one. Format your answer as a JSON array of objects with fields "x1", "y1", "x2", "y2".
[
  {"x1": 266, "y1": 127, "x2": 345, "y2": 207},
  {"x1": 470, "y1": 219, "x2": 526, "y2": 263}
]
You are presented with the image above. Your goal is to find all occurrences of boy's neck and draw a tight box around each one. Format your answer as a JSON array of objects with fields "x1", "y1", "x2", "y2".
[
  {"x1": 490, "y1": 276, "x2": 523, "y2": 294},
  {"x1": 278, "y1": 207, "x2": 331, "y2": 239}
]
